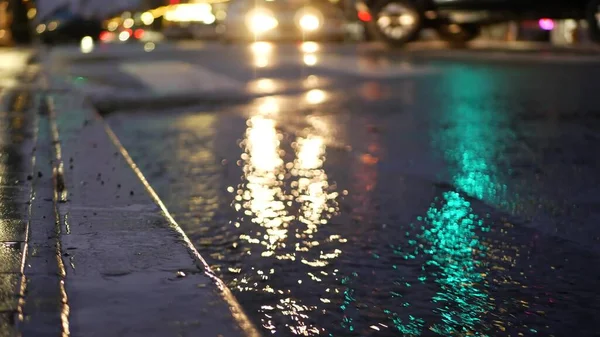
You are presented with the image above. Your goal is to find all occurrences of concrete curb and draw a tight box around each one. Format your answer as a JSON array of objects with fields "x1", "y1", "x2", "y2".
[{"x1": 35, "y1": 72, "x2": 262, "y2": 336}]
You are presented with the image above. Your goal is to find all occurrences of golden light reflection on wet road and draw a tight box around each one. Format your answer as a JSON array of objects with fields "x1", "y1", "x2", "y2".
[
  {"x1": 248, "y1": 78, "x2": 279, "y2": 95},
  {"x1": 294, "y1": 135, "x2": 339, "y2": 259},
  {"x1": 233, "y1": 93, "x2": 342, "y2": 335},
  {"x1": 305, "y1": 89, "x2": 327, "y2": 105},
  {"x1": 301, "y1": 42, "x2": 320, "y2": 67},
  {"x1": 250, "y1": 42, "x2": 274, "y2": 68},
  {"x1": 240, "y1": 115, "x2": 289, "y2": 253}
]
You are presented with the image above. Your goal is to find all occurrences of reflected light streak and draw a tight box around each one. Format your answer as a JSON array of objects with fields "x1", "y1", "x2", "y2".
[
  {"x1": 232, "y1": 76, "x2": 346, "y2": 334},
  {"x1": 234, "y1": 108, "x2": 340, "y2": 336},
  {"x1": 306, "y1": 89, "x2": 326, "y2": 105},
  {"x1": 257, "y1": 97, "x2": 280, "y2": 116},
  {"x1": 251, "y1": 41, "x2": 273, "y2": 68},
  {"x1": 255, "y1": 56, "x2": 269, "y2": 68},
  {"x1": 296, "y1": 137, "x2": 330, "y2": 232},
  {"x1": 250, "y1": 41, "x2": 274, "y2": 54},
  {"x1": 293, "y1": 134, "x2": 339, "y2": 258},
  {"x1": 247, "y1": 117, "x2": 282, "y2": 172},
  {"x1": 386, "y1": 68, "x2": 502, "y2": 335},
  {"x1": 303, "y1": 54, "x2": 317, "y2": 66},
  {"x1": 303, "y1": 75, "x2": 320, "y2": 88},
  {"x1": 423, "y1": 192, "x2": 491, "y2": 336},
  {"x1": 297, "y1": 136, "x2": 324, "y2": 170},
  {"x1": 240, "y1": 115, "x2": 290, "y2": 255},
  {"x1": 300, "y1": 41, "x2": 319, "y2": 53},
  {"x1": 254, "y1": 78, "x2": 277, "y2": 94}
]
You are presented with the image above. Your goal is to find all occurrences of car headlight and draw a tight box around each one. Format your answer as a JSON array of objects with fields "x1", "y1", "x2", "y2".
[
  {"x1": 247, "y1": 9, "x2": 278, "y2": 34},
  {"x1": 299, "y1": 14, "x2": 320, "y2": 31},
  {"x1": 295, "y1": 8, "x2": 323, "y2": 32}
]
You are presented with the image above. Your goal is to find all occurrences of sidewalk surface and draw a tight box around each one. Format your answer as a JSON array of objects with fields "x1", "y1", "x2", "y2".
[
  {"x1": 0, "y1": 48, "x2": 37, "y2": 336},
  {"x1": 0, "y1": 48, "x2": 261, "y2": 336}
]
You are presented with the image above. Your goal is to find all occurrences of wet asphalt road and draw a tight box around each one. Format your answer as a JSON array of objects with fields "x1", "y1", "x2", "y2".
[{"x1": 60, "y1": 41, "x2": 600, "y2": 336}]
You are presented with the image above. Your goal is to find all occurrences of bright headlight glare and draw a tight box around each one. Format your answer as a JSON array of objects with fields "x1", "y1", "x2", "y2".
[
  {"x1": 299, "y1": 14, "x2": 320, "y2": 31},
  {"x1": 247, "y1": 9, "x2": 278, "y2": 33},
  {"x1": 165, "y1": 4, "x2": 213, "y2": 22}
]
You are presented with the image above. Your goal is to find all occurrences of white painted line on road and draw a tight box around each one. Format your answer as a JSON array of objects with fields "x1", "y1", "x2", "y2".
[
  {"x1": 283, "y1": 54, "x2": 440, "y2": 78},
  {"x1": 120, "y1": 61, "x2": 243, "y2": 94}
]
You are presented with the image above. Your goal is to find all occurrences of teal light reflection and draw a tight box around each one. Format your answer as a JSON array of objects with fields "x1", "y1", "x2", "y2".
[
  {"x1": 384, "y1": 67, "x2": 504, "y2": 336},
  {"x1": 423, "y1": 191, "x2": 491, "y2": 336}
]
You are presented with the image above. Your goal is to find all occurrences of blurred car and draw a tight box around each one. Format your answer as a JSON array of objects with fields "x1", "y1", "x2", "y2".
[
  {"x1": 220, "y1": 0, "x2": 348, "y2": 41},
  {"x1": 98, "y1": 27, "x2": 148, "y2": 43},
  {"x1": 162, "y1": 3, "x2": 217, "y2": 39},
  {"x1": 36, "y1": 7, "x2": 102, "y2": 44},
  {"x1": 356, "y1": 0, "x2": 600, "y2": 47},
  {"x1": 100, "y1": 12, "x2": 155, "y2": 43}
]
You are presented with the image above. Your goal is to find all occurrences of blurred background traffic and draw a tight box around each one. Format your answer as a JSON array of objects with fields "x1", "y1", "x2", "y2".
[{"x1": 1, "y1": 0, "x2": 599, "y2": 49}]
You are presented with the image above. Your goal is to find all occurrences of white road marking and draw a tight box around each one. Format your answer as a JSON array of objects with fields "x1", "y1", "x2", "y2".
[
  {"x1": 120, "y1": 61, "x2": 243, "y2": 94},
  {"x1": 282, "y1": 54, "x2": 440, "y2": 78}
]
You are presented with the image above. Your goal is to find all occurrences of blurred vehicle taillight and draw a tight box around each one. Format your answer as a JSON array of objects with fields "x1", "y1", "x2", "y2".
[
  {"x1": 99, "y1": 31, "x2": 112, "y2": 41},
  {"x1": 358, "y1": 10, "x2": 372, "y2": 22},
  {"x1": 134, "y1": 29, "x2": 144, "y2": 39}
]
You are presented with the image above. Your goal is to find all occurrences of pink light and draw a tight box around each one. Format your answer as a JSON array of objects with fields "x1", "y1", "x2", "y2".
[{"x1": 539, "y1": 18, "x2": 554, "y2": 31}]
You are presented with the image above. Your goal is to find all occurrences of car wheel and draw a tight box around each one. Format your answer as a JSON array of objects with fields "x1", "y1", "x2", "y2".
[
  {"x1": 586, "y1": 0, "x2": 600, "y2": 43},
  {"x1": 369, "y1": 0, "x2": 423, "y2": 47},
  {"x1": 436, "y1": 23, "x2": 480, "y2": 46}
]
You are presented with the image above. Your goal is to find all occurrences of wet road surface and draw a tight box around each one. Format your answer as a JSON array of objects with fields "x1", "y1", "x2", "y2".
[{"x1": 85, "y1": 42, "x2": 600, "y2": 336}]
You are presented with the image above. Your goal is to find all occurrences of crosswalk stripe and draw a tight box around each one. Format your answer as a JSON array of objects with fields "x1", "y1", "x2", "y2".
[
  {"x1": 119, "y1": 61, "x2": 243, "y2": 94},
  {"x1": 281, "y1": 54, "x2": 440, "y2": 78}
]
